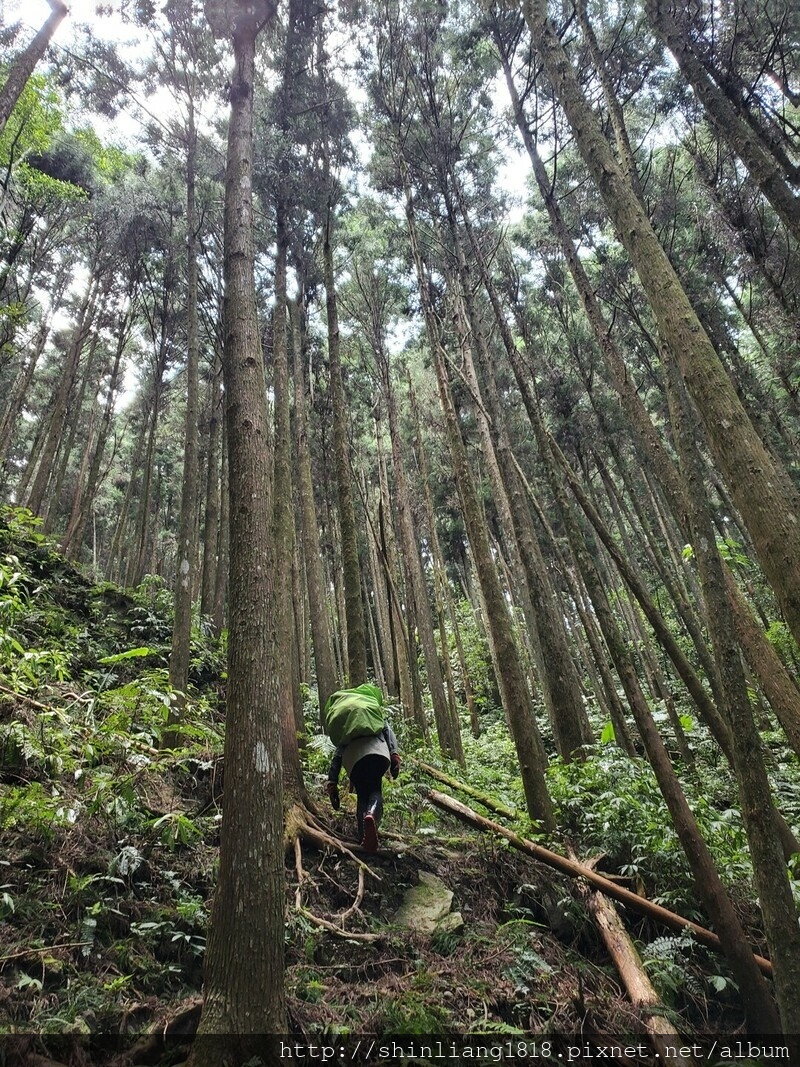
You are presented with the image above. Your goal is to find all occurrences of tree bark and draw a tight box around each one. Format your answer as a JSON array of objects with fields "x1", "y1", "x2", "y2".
[
  {"x1": 376, "y1": 327, "x2": 463, "y2": 761},
  {"x1": 453, "y1": 185, "x2": 593, "y2": 758},
  {"x1": 408, "y1": 377, "x2": 480, "y2": 739},
  {"x1": 273, "y1": 197, "x2": 304, "y2": 802},
  {"x1": 400, "y1": 160, "x2": 554, "y2": 829},
  {"x1": 291, "y1": 296, "x2": 337, "y2": 723},
  {"x1": 577, "y1": 879, "x2": 697, "y2": 1064},
  {"x1": 536, "y1": 413, "x2": 780, "y2": 1032},
  {"x1": 320, "y1": 114, "x2": 366, "y2": 684},
  {"x1": 724, "y1": 568, "x2": 800, "y2": 760},
  {"x1": 61, "y1": 302, "x2": 132, "y2": 559},
  {"x1": 190, "y1": 5, "x2": 285, "y2": 1047},
  {"x1": 25, "y1": 273, "x2": 101, "y2": 518},
  {"x1": 166, "y1": 102, "x2": 201, "y2": 742},
  {"x1": 200, "y1": 346, "x2": 223, "y2": 619},
  {"x1": 646, "y1": 0, "x2": 800, "y2": 243},
  {"x1": 663, "y1": 352, "x2": 800, "y2": 1034}
]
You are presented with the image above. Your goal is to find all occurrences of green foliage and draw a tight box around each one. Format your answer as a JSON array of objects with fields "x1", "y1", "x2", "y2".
[
  {"x1": 72, "y1": 126, "x2": 140, "y2": 183},
  {"x1": 450, "y1": 721, "x2": 527, "y2": 816},
  {"x1": 0, "y1": 781, "x2": 73, "y2": 837},
  {"x1": 716, "y1": 537, "x2": 750, "y2": 568},
  {"x1": 765, "y1": 620, "x2": 800, "y2": 670},
  {"x1": 448, "y1": 599, "x2": 498, "y2": 720},
  {"x1": 498, "y1": 920, "x2": 554, "y2": 997},
  {"x1": 379, "y1": 988, "x2": 450, "y2": 1034},
  {"x1": 150, "y1": 811, "x2": 202, "y2": 849},
  {"x1": 97, "y1": 646, "x2": 153, "y2": 664},
  {"x1": 0, "y1": 72, "x2": 65, "y2": 164},
  {"x1": 0, "y1": 510, "x2": 225, "y2": 1032},
  {"x1": 641, "y1": 929, "x2": 704, "y2": 1006}
]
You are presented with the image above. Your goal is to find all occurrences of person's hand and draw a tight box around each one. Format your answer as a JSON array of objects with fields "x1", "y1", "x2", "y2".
[
  {"x1": 326, "y1": 781, "x2": 340, "y2": 810},
  {"x1": 390, "y1": 753, "x2": 401, "y2": 779}
]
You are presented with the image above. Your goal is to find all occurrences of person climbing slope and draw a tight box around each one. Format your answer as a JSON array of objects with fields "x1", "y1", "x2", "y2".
[{"x1": 324, "y1": 684, "x2": 401, "y2": 853}]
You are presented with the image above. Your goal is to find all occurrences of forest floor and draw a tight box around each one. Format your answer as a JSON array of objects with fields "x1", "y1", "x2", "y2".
[{"x1": 0, "y1": 508, "x2": 793, "y2": 1065}]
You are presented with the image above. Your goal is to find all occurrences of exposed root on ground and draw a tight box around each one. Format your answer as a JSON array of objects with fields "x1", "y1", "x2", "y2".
[{"x1": 284, "y1": 801, "x2": 384, "y2": 943}]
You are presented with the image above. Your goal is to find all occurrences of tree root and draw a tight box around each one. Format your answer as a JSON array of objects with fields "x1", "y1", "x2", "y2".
[{"x1": 286, "y1": 801, "x2": 386, "y2": 943}]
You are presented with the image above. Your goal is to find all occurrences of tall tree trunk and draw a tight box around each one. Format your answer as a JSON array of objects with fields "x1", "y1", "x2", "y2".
[
  {"x1": 273, "y1": 197, "x2": 304, "y2": 801},
  {"x1": 291, "y1": 297, "x2": 337, "y2": 723},
  {"x1": 200, "y1": 346, "x2": 223, "y2": 619},
  {"x1": 0, "y1": 0, "x2": 68, "y2": 137},
  {"x1": 190, "y1": 5, "x2": 285, "y2": 1047},
  {"x1": 318, "y1": 16, "x2": 366, "y2": 685},
  {"x1": 127, "y1": 381, "x2": 162, "y2": 587},
  {"x1": 166, "y1": 103, "x2": 202, "y2": 743},
  {"x1": 322, "y1": 206, "x2": 366, "y2": 685},
  {"x1": 408, "y1": 376, "x2": 478, "y2": 740},
  {"x1": 724, "y1": 568, "x2": 800, "y2": 759},
  {"x1": 375, "y1": 425, "x2": 424, "y2": 733},
  {"x1": 378, "y1": 336, "x2": 463, "y2": 762},
  {"x1": 534, "y1": 409, "x2": 780, "y2": 1035},
  {"x1": 366, "y1": 504, "x2": 396, "y2": 698},
  {"x1": 521, "y1": 0, "x2": 800, "y2": 652},
  {"x1": 106, "y1": 409, "x2": 148, "y2": 585},
  {"x1": 0, "y1": 304, "x2": 58, "y2": 483},
  {"x1": 62, "y1": 304, "x2": 132, "y2": 558},
  {"x1": 211, "y1": 425, "x2": 229, "y2": 638},
  {"x1": 452, "y1": 184, "x2": 593, "y2": 758},
  {"x1": 26, "y1": 274, "x2": 101, "y2": 517},
  {"x1": 45, "y1": 328, "x2": 104, "y2": 533},
  {"x1": 663, "y1": 350, "x2": 800, "y2": 1034},
  {"x1": 550, "y1": 441, "x2": 734, "y2": 762},
  {"x1": 401, "y1": 162, "x2": 554, "y2": 829}
]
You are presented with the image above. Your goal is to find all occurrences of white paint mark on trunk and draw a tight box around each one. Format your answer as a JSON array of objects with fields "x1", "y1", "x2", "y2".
[{"x1": 255, "y1": 742, "x2": 270, "y2": 774}]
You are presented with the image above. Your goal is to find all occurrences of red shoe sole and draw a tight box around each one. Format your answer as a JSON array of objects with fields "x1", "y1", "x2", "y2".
[{"x1": 361, "y1": 814, "x2": 379, "y2": 853}]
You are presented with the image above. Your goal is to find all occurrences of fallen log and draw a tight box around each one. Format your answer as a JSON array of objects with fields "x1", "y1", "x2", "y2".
[
  {"x1": 415, "y1": 761, "x2": 518, "y2": 819},
  {"x1": 570, "y1": 852, "x2": 697, "y2": 1065},
  {"x1": 588, "y1": 889, "x2": 695, "y2": 1063},
  {"x1": 427, "y1": 789, "x2": 772, "y2": 977}
]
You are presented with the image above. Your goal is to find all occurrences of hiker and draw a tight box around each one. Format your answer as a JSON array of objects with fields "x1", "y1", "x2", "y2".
[{"x1": 326, "y1": 723, "x2": 400, "y2": 852}]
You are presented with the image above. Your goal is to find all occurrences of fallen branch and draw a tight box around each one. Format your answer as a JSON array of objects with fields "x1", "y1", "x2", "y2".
[
  {"x1": 0, "y1": 941, "x2": 93, "y2": 963},
  {"x1": 415, "y1": 761, "x2": 518, "y2": 819},
  {"x1": 570, "y1": 852, "x2": 697, "y2": 1065},
  {"x1": 427, "y1": 790, "x2": 773, "y2": 977},
  {"x1": 589, "y1": 890, "x2": 696, "y2": 1062},
  {"x1": 0, "y1": 683, "x2": 54, "y2": 711}
]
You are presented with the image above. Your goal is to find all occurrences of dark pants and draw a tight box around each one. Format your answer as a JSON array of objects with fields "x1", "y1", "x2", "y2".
[{"x1": 349, "y1": 753, "x2": 389, "y2": 841}]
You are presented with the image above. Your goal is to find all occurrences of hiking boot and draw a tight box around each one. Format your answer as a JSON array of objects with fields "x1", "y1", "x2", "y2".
[{"x1": 361, "y1": 812, "x2": 379, "y2": 853}]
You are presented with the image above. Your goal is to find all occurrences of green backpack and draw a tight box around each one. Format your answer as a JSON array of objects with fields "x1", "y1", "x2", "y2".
[{"x1": 324, "y1": 684, "x2": 385, "y2": 747}]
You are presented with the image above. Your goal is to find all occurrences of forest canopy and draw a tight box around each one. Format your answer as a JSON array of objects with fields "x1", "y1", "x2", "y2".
[{"x1": 1, "y1": 0, "x2": 799, "y2": 1057}]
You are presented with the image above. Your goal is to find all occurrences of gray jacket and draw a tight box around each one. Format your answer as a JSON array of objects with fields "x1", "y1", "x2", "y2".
[{"x1": 328, "y1": 724, "x2": 399, "y2": 782}]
